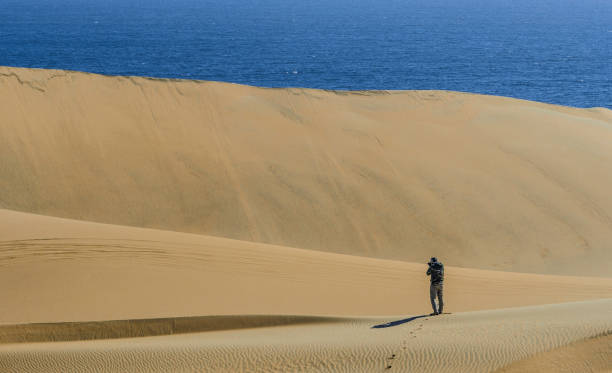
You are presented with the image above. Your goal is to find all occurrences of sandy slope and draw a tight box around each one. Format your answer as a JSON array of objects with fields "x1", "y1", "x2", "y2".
[
  {"x1": 2, "y1": 66, "x2": 612, "y2": 274},
  {"x1": 2, "y1": 210, "x2": 610, "y2": 372},
  {"x1": 1, "y1": 300, "x2": 610, "y2": 372},
  {"x1": 2, "y1": 67, "x2": 612, "y2": 372},
  {"x1": 2, "y1": 208, "x2": 611, "y2": 325}
]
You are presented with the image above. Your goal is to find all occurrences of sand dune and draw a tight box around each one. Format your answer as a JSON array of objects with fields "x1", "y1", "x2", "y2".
[
  {"x1": 2, "y1": 209, "x2": 612, "y2": 325},
  {"x1": 1, "y1": 300, "x2": 610, "y2": 372},
  {"x1": 3, "y1": 211, "x2": 608, "y2": 372},
  {"x1": 2, "y1": 66, "x2": 612, "y2": 274},
  {"x1": 2, "y1": 66, "x2": 612, "y2": 372}
]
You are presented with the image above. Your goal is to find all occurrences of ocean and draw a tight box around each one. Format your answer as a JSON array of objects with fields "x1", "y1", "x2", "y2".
[{"x1": 1, "y1": 0, "x2": 611, "y2": 108}]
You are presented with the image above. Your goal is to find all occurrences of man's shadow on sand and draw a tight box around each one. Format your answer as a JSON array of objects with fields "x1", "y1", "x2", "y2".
[{"x1": 371, "y1": 315, "x2": 429, "y2": 329}]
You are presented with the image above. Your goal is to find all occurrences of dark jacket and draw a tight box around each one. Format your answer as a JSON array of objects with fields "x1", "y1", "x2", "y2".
[{"x1": 427, "y1": 262, "x2": 444, "y2": 285}]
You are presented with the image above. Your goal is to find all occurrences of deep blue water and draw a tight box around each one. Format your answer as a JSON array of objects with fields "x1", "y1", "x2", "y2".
[{"x1": 1, "y1": 0, "x2": 611, "y2": 108}]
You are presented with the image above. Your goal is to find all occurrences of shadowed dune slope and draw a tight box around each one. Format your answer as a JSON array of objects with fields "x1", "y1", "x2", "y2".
[
  {"x1": 2, "y1": 209, "x2": 612, "y2": 324},
  {"x1": 2, "y1": 67, "x2": 612, "y2": 274},
  {"x1": 1, "y1": 300, "x2": 610, "y2": 372},
  {"x1": 0, "y1": 315, "x2": 346, "y2": 344}
]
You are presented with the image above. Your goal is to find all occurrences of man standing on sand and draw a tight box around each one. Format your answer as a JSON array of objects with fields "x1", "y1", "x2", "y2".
[{"x1": 427, "y1": 257, "x2": 444, "y2": 315}]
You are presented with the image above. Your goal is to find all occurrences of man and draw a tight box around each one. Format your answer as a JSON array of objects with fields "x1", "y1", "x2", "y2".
[{"x1": 426, "y1": 257, "x2": 444, "y2": 315}]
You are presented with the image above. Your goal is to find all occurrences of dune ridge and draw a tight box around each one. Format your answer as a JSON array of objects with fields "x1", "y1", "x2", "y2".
[{"x1": 2, "y1": 66, "x2": 612, "y2": 274}]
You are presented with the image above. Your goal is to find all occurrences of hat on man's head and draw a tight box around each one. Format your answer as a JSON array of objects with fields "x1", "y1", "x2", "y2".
[{"x1": 430, "y1": 257, "x2": 438, "y2": 263}]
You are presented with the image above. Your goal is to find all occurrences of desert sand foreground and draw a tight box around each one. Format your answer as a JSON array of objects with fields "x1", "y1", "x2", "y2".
[
  {"x1": 2, "y1": 66, "x2": 612, "y2": 274},
  {"x1": 1, "y1": 300, "x2": 611, "y2": 372}
]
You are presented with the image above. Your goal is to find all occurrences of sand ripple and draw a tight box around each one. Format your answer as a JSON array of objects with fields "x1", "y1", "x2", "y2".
[{"x1": 1, "y1": 300, "x2": 610, "y2": 372}]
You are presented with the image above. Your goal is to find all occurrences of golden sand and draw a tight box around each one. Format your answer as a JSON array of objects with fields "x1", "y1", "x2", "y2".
[
  {"x1": 1, "y1": 67, "x2": 611, "y2": 372},
  {"x1": 2, "y1": 66, "x2": 612, "y2": 274}
]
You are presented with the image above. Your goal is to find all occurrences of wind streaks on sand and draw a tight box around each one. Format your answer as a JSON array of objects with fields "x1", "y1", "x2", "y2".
[
  {"x1": 495, "y1": 331, "x2": 612, "y2": 373},
  {"x1": 1, "y1": 300, "x2": 610, "y2": 372}
]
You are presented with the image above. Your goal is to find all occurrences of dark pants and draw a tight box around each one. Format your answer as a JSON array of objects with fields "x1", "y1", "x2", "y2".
[{"x1": 430, "y1": 283, "x2": 444, "y2": 314}]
